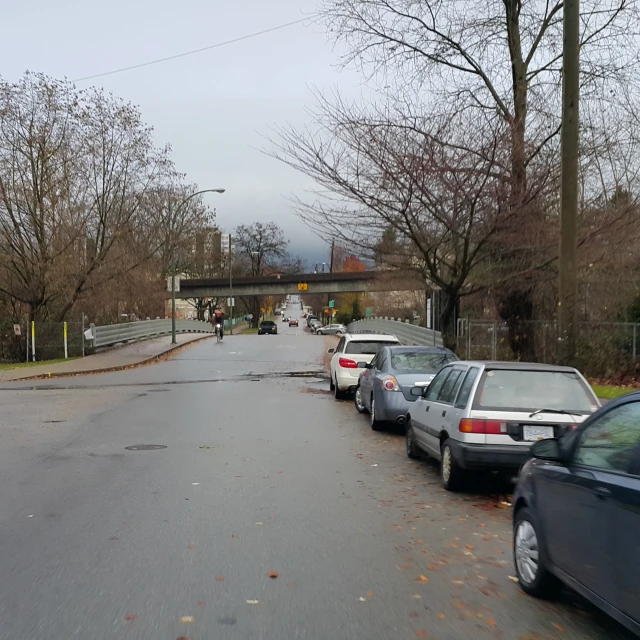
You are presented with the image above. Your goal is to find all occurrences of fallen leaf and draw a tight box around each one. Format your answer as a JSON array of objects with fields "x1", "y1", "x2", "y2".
[
  {"x1": 366, "y1": 590, "x2": 374, "y2": 597},
  {"x1": 359, "y1": 597, "x2": 367, "y2": 602},
  {"x1": 508, "y1": 575, "x2": 519, "y2": 583},
  {"x1": 553, "y1": 624, "x2": 565, "y2": 632},
  {"x1": 125, "y1": 615, "x2": 137, "y2": 621},
  {"x1": 109, "y1": 536, "x2": 119, "y2": 541},
  {"x1": 437, "y1": 613, "x2": 445, "y2": 619},
  {"x1": 267, "y1": 571, "x2": 279, "y2": 579},
  {"x1": 415, "y1": 631, "x2": 429, "y2": 638},
  {"x1": 486, "y1": 617, "x2": 497, "y2": 627},
  {"x1": 197, "y1": 601, "x2": 206, "y2": 606},
  {"x1": 286, "y1": 582, "x2": 296, "y2": 588},
  {"x1": 480, "y1": 524, "x2": 487, "y2": 528},
  {"x1": 180, "y1": 616, "x2": 194, "y2": 623},
  {"x1": 465, "y1": 545, "x2": 475, "y2": 550},
  {"x1": 256, "y1": 522, "x2": 264, "y2": 525},
  {"x1": 187, "y1": 544, "x2": 196, "y2": 549},
  {"x1": 192, "y1": 483, "x2": 200, "y2": 486},
  {"x1": 427, "y1": 563, "x2": 437, "y2": 570},
  {"x1": 278, "y1": 470, "x2": 285, "y2": 473},
  {"x1": 452, "y1": 580, "x2": 464, "y2": 585},
  {"x1": 232, "y1": 534, "x2": 237, "y2": 539},
  {"x1": 245, "y1": 600, "x2": 259, "y2": 604},
  {"x1": 418, "y1": 575, "x2": 429, "y2": 582},
  {"x1": 409, "y1": 612, "x2": 419, "y2": 617},
  {"x1": 215, "y1": 576, "x2": 224, "y2": 582},
  {"x1": 484, "y1": 536, "x2": 491, "y2": 541},
  {"x1": 176, "y1": 637, "x2": 190, "y2": 640},
  {"x1": 398, "y1": 564, "x2": 412, "y2": 570}
]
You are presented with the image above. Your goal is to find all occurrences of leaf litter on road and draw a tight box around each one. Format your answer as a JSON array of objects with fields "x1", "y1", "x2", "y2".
[{"x1": 267, "y1": 571, "x2": 279, "y2": 579}]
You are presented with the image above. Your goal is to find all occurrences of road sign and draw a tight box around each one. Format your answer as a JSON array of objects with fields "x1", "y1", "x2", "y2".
[
  {"x1": 297, "y1": 283, "x2": 308, "y2": 291},
  {"x1": 167, "y1": 276, "x2": 180, "y2": 292},
  {"x1": 13, "y1": 324, "x2": 21, "y2": 336},
  {"x1": 227, "y1": 297, "x2": 235, "y2": 306},
  {"x1": 328, "y1": 300, "x2": 334, "y2": 308}
]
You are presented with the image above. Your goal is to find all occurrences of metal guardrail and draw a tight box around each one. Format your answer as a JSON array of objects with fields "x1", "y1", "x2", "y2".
[
  {"x1": 88, "y1": 318, "x2": 225, "y2": 349},
  {"x1": 347, "y1": 318, "x2": 443, "y2": 347}
]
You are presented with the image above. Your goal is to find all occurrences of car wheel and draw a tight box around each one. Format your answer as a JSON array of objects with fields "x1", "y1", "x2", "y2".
[
  {"x1": 405, "y1": 421, "x2": 420, "y2": 459},
  {"x1": 354, "y1": 386, "x2": 368, "y2": 414},
  {"x1": 316, "y1": 330, "x2": 324, "y2": 335},
  {"x1": 334, "y1": 381, "x2": 346, "y2": 400},
  {"x1": 370, "y1": 396, "x2": 382, "y2": 431},
  {"x1": 440, "y1": 440, "x2": 466, "y2": 491},
  {"x1": 513, "y1": 507, "x2": 561, "y2": 598}
]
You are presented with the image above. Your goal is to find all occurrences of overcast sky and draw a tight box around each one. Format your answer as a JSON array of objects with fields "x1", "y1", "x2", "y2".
[{"x1": 2, "y1": 0, "x2": 364, "y2": 268}]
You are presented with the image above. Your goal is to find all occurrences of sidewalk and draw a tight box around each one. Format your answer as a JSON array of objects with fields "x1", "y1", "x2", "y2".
[{"x1": 0, "y1": 332, "x2": 215, "y2": 382}]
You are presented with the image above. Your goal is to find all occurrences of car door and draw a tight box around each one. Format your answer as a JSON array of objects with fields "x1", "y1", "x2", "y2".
[
  {"x1": 536, "y1": 400, "x2": 640, "y2": 608},
  {"x1": 331, "y1": 337, "x2": 346, "y2": 382},
  {"x1": 578, "y1": 400, "x2": 640, "y2": 622},
  {"x1": 413, "y1": 366, "x2": 453, "y2": 453},
  {"x1": 359, "y1": 352, "x2": 378, "y2": 410},
  {"x1": 423, "y1": 366, "x2": 466, "y2": 455}
]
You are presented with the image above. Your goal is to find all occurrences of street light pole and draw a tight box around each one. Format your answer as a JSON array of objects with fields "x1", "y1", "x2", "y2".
[
  {"x1": 171, "y1": 188, "x2": 225, "y2": 344},
  {"x1": 229, "y1": 233, "x2": 234, "y2": 335}
]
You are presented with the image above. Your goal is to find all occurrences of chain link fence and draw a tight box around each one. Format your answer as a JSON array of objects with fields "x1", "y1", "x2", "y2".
[
  {"x1": 456, "y1": 320, "x2": 639, "y2": 377},
  {"x1": 1, "y1": 321, "x2": 85, "y2": 365}
]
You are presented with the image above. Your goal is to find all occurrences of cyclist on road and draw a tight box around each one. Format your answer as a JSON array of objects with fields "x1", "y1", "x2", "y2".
[{"x1": 211, "y1": 308, "x2": 225, "y2": 340}]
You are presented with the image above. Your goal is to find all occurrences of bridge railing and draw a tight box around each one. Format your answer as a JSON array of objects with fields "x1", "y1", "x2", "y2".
[
  {"x1": 347, "y1": 318, "x2": 442, "y2": 347},
  {"x1": 88, "y1": 317, "x2": 244, "y2": 350}
]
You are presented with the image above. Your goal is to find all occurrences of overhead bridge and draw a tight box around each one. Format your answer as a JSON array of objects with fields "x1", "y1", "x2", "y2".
[{"x1": 178, "y1": 271, "x2": 419, "y2": 298}]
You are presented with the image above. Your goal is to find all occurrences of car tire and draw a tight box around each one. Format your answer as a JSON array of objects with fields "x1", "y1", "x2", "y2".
[
  {"x1": 440, "y1": 440, "x2": 467, "y2": 491},
  {"x1": 370, "y1": 396, "x2": 382, "y2": 431},
  {"x1": 405, "y1": 421, "x2": 420, "y2": 459},
  {"x1": 316, "y1": 330, "x2": 324, "y2": 335},
  {"x1": 354, "y1": 386, "x2": 368, "y2": 414},
  {"x1": 334, "y1": 381, "x2": 346, "y2": 400},
  {"x1": 513, "y1": 507, "x2": 561, "y2": 598},
  {"x1": 329, "y1": 376, "x2": 335, "y2": 392}
]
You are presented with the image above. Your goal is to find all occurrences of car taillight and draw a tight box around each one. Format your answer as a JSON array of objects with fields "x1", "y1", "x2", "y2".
[
  {"x1": 382, "y1": 375, "x2": 400, "y2": 391},
  {"x1": 459, "y1": 419, "x2": 507, "y2": 434},
  {"x1": 338, "y1": 357, "x2": 358, "y2": 369}
]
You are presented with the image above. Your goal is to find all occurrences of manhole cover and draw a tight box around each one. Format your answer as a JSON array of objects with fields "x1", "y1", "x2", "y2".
[{"x1": 124, "y1": 445, "x2": 167, "y2": 451}]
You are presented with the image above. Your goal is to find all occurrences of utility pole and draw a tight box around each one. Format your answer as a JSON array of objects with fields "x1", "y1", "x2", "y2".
[
  {"x1": 327, "y1": 241, "x2": 335, "y2": 325},
  {"x1": 229, "y1": 233, "x2": 234, "y2": 335},
  {"x1": 558, "y1": 0, "x2": 580, "y2": 365}
]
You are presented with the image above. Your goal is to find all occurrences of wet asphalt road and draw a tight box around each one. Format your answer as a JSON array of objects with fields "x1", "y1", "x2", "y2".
[{"x1": 0, "y1": 312, "x2": 633, "y2": 640}]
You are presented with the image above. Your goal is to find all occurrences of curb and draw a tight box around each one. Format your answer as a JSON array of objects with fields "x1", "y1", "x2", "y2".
[{"x1": 11, "y1": 333, "x2": 216, "y2": 381}]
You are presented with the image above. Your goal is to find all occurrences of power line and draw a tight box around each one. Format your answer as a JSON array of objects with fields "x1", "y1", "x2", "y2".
[{"x1": 72, "y1": 17, "x2": 308, "y2": 82}]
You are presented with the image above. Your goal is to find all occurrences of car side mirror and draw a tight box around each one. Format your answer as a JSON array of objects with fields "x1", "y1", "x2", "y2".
[
  {"x1": 410, "y1": 387, "x2": 423, "y2": 397},
  {"x1": 530, "y1": 438, "x2": 563, "y2": 461},
  {"x1": 327, "y1": 348, "x2": 335, "y2": 354},
  {"x1": 357, "y1": 361, "x2": 368, "y2": 369}
]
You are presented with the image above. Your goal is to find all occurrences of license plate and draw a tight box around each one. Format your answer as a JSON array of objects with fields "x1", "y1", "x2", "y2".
[{"x1": 523, "y1": 426, "x2": 554, "y2": 442}]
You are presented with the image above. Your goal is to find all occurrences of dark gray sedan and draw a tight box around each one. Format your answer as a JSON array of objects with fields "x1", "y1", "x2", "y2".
[{"x1": 354, "y1": 345, "x2": 458, "y2": 430}]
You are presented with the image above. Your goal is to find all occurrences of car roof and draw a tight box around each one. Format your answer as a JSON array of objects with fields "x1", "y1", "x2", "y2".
[
  {"x1": 382, "y1": 345, "x2": 455, "y2": 354},
  {"x1": 452, "y1": 360, "x2": 579, "y2": 373},
  {"x1": 344, "y1": 333, "x2": 399, "y2": 342}
]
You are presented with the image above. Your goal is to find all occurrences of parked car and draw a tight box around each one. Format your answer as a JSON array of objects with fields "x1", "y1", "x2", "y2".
[
  {"x1": 355, "y1": 346, "x2": 458, "y2": 430},
  {"x1": 289, "y1": 319, "x2": 299, "y2": 327},
  {"x1": 405, "y1": 361, "x2": 600, "y2": 490},
  {"x1": 512, "y1": 391, "x2": 640, "y2": 636},
  {"x1": 306, "y1": 314, "x2": 319, "y2": 327},
  {"x1": 309, "y1": 319, "x2": 322, "y2": 332},
  {"x1": 328, "y1": 333, "x2": 400, "y2": 399},
  {"x1": 258, "y1": 320, "x2": 278, "y2": 335},
  {"x1": 315, "y1": 323, "x2": 347, "y2": 336}
]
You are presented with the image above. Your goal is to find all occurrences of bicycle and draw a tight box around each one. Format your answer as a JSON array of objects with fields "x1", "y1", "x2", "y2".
[{"x1": 215, "y1": 323, "x2": 222, "y2": 343}]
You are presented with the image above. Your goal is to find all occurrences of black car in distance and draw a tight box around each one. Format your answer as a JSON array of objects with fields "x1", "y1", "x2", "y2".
[{"x1": 258, "y1": 320, "x2": 278, "y2": 335}]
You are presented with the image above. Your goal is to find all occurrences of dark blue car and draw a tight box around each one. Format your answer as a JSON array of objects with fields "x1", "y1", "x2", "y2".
[{"x1": 513, "y1": 391, "x2": 640, "y2": 635}]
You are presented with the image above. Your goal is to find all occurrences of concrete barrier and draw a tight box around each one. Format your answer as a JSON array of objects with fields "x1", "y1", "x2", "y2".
[{"x1": 347, "y1": 318, "x2": 442, "y2": 347}]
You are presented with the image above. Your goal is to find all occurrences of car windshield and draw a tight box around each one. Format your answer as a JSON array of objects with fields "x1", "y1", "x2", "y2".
[
  {"x1": 390, "y1": 351, "x2": 457, "y2": 372},
  {"x1": 474, "y1": 369, "x2": 596, "y2": 413},
  {"x1": 345, "y1": 340, "x2": 396, "y2": 355}
]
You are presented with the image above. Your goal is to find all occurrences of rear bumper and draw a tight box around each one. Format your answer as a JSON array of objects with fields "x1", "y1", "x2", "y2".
[
  {"x1": 448, "y1": 440, "x2": 532, "y2": 471},
  {"x1": 375, "y1": 392, "x2": 411, "y2": 423}
]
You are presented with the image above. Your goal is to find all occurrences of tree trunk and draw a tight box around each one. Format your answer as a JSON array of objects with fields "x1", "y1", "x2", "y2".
[
  {"x1": 498, "y1": 288, "x2": 536, "y2": 361},
  {"x1": 439, "y1": 289, "x2": 460, "y2": 351}
]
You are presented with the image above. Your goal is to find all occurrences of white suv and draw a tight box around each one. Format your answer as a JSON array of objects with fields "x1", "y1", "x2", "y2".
[{"x1": 328, "y1": 333, "x2": 400, "y2": 399}]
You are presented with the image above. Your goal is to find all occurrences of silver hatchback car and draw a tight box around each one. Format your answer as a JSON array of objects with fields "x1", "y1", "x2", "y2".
[{"x1": 405, "y1": 361, "x2": 601, "y2": 491}]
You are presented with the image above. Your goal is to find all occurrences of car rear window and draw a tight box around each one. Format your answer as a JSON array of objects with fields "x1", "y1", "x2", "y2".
[
  {"x1": 261, "y1": 321, "x2": 275, "y2": 327},
  {"x1": 474, "y1": 369, "x2": 596, "y2": 413},
  {"x1": 390, "y1": 351, "x2": 458, "y2": 372},
  {"x1": 345, "y1": 340, "x2": 396, "y2": 355}
]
